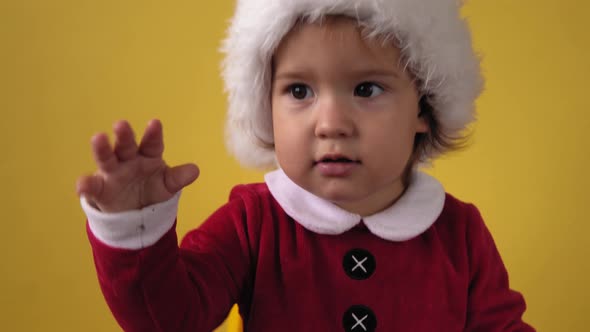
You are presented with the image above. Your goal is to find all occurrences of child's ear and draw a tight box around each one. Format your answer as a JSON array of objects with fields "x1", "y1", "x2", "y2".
[
  {"x1": 416, "y1": 114, "x2": 429, "y2": 133},
  {"x1": 416, "y1": 96, "x2": 432, "y2": 133}
]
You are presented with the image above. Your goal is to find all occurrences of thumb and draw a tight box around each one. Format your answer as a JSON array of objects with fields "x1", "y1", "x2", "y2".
[
  {"x1": 164, "y1": 163, "x2": 200, "y2": 194},
  {"x1": 76, "y1": 174, "x2": 104, "y2": 209}
]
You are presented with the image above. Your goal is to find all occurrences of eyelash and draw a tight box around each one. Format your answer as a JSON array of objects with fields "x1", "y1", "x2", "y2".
[
  {"x1": 285, "y1": 82, "x2": 385, "y2": 100},
  {"x1": 354, "y1": 82, "x2": 385, "y2": 98},
  {"x1": 287, "y1": 84, "x2": 314, "y2": 100}
]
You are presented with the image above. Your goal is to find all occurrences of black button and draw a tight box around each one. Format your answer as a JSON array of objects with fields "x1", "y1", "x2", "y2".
[
  {"x1": 343, "y1": 248, "x2": 376, "y2": 280},
  {"x1": 342, "y1": 305, "x2": 377, "y2": 332}
]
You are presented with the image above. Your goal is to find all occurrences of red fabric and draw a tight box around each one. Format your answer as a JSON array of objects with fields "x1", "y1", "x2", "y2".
[{"x1": 88, "y1": 183, "x2": 534, "y2": 331}]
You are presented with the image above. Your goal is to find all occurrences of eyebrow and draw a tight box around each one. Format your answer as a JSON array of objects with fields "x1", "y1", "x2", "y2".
[
  {"x1": 273, "y1": 71, "x2": 306, "y2": 81},
  {"x1": 274, "y1": 68, "x2": 403, "y2": 81},
  {"x1": 350, "y1": 69, "x2": 402, "y2": 79}
]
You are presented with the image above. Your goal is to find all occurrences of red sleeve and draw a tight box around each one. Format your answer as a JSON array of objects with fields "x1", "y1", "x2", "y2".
[
  {"x1": 464, "y1": 204, "x2": 535, "y2": 331},
  {"x1": 87, "y1": 189, "x2": 258, "y2": 332}
]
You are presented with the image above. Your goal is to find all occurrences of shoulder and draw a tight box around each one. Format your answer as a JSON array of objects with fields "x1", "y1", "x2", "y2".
[
  {"x1": 431, "y1": 193, "x2": 489, "y2": 242},
  {"x1": 192, "y1": 182, "x2": 274, "y2": 223},
  {"x1": 437, "y1": 193, "x2": 496, "y2": 248},
  {"x1": 438, "y1": 193, "x2": 487, "y2": 230},
  {"x1": 440, "y1": 193, "x2": 481, "y2": 220},
  {"x1": 182, "y1": 182, "x2": 278, "y2": 251},
  {"x1": 225, "y1": 182, "x2": 278, "y2": 213},
  {"x1": 229, "y1": 182, "x2": 272, "y2": 201},
  {"x1": 206, "y1": 181, "x2": 286, "y2": 226}
]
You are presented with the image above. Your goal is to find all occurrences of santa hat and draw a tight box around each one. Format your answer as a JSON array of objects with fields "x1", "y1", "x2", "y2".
[{"x1": 221, "y1": 0, "x2": 483, "y2": 169}]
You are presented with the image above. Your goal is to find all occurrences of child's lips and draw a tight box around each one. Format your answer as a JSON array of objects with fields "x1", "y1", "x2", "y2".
[{"x1": 315, "y1": 161, "x2": 358, "y2": 176}]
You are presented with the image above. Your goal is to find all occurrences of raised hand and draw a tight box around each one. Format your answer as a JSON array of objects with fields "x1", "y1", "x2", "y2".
[{"x1": 76, "y1": 119, "x2": 199, "y2": 213}]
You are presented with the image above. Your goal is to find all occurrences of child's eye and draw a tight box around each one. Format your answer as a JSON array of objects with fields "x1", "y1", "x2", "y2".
[
  {"x1": 354, "y1": 82, "x2": 384, "y2": 98},
  {"x1": 288, "y1": 84, "x2": 314, "y2": 100}
]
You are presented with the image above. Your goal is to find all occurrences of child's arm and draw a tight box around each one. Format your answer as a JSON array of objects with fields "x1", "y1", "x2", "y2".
[
  {"x1": 464, "y1": 205, "x2": 535, "y2": 331},
  {"x1": 84, "y1": 197, "x2": 251, "y2": 331},
  {"x1": 77, "y1": 120, "x2": 248, "y2": 331}
]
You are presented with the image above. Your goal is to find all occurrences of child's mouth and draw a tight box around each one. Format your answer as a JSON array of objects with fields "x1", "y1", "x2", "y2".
[{"x1": 315, "y1": 155, "x2": 360, "y2": 177}]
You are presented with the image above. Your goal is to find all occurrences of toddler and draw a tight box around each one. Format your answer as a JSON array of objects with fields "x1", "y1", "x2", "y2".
[{"x1": 77, "y1": 0, "x2": 535, "y2": 331}]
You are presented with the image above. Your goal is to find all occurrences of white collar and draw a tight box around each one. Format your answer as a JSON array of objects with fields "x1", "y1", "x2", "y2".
[{"x1": 264, "y1": 169, "x2": 446, "y2": 242}]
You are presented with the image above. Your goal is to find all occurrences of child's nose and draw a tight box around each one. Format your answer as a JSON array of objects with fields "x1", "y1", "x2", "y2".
[{"x1": 313, "y1": 96, "x2": 355, "y2": 139}]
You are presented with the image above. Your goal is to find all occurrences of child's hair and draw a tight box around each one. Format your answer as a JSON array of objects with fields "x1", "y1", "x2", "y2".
[{"x1": 221, "y1": 0, "x2": 483, "y2": 169}]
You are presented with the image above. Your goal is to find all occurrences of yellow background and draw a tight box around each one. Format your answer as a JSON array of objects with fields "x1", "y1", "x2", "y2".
[{"x1": 1, "y1": 0, "x2": 588, "y2": 330}]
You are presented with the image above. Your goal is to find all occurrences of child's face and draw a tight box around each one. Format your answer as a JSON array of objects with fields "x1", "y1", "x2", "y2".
[{"x1": 271, "y1": 17, "x2": 428, "y2": 216}]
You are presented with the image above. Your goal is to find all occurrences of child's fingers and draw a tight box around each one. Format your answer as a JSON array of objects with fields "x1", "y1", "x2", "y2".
[
  {"x1": 113, "y1": 120, "x2": 138, "y2": 162},
  {"x1": 163, "y1": 163, "x2": 200, "y2": 194},
  {"x1": 91, "y1": 133, "x2": 118, "y2": 173},
  {"x1": 138, "y1": 119, "x2": 164, "y2": 158},
  {"x1": 76, "y1": 174, "x2": 104, "y2": 201}
]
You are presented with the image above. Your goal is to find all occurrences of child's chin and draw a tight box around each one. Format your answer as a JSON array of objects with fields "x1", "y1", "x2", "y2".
[{"x1": 315, "y1": 187, "x2": 366, "y2": 207}]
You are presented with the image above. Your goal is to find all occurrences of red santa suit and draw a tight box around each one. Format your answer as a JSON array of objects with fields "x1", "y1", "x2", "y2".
[{"x1": 82, "y1": 170, "x2": 534, "y2": 331}]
